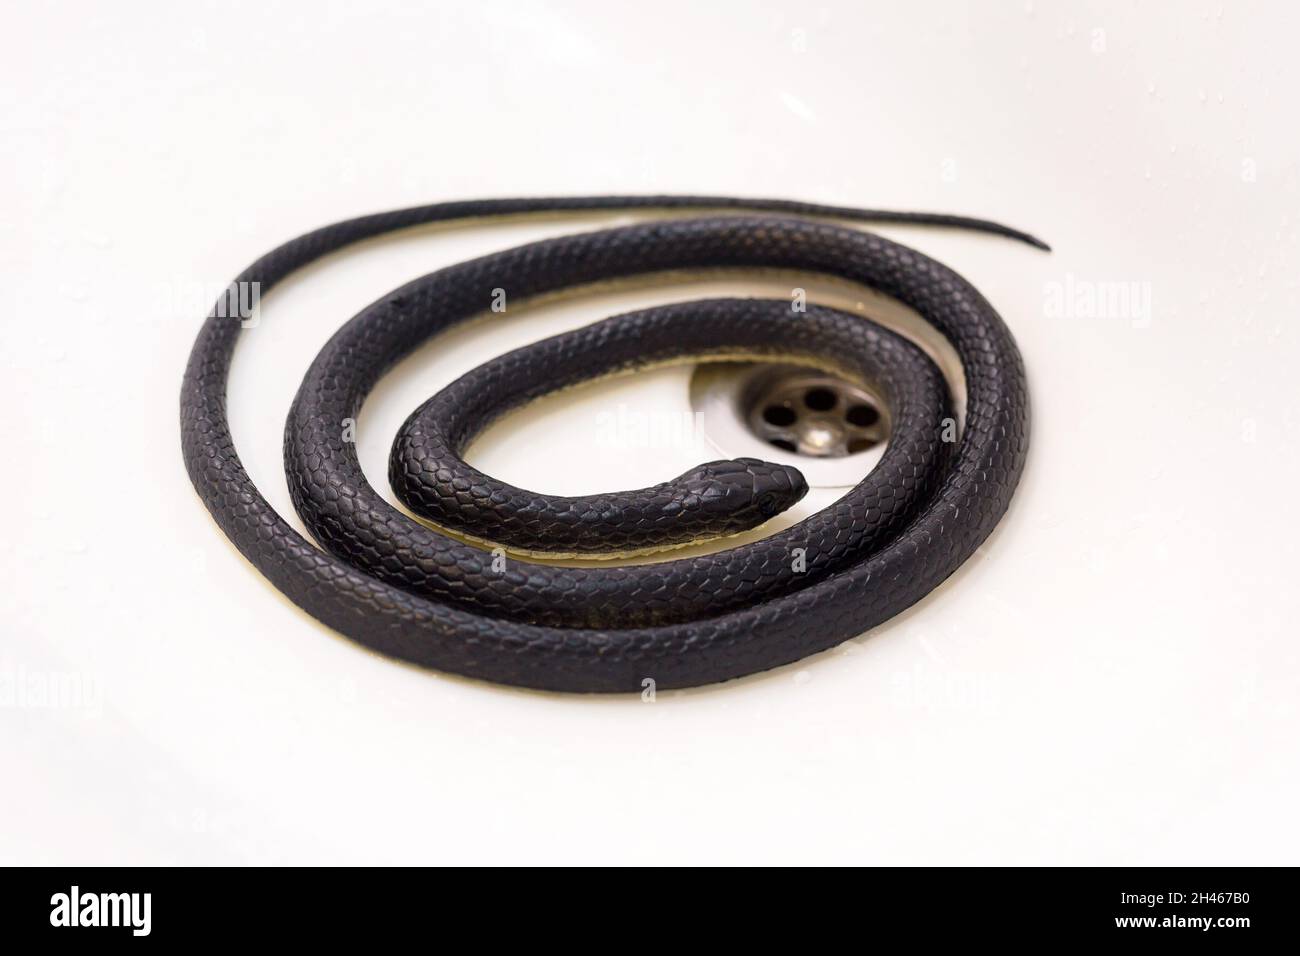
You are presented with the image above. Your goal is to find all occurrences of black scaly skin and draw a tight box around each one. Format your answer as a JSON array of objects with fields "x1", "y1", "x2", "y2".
[
  {"x1": 316, "y1": 300, "x2": 950, "y2": 629},
  {"x1": 180, "y1": 196, "x2": 1043, "y2": 692},
  {"x1": 389, "y1": 301, "x2": 945, "y2": 563},
  {"x1": 392, "y1": 304, "x2": 822, "y2": 557}
]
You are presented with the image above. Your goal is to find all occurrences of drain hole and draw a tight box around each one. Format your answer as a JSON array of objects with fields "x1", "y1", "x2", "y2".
[
  {"x1": 846, "y1": 403, "x2": 880, "y2": 428},
  {"x1": 717, "y1": 362, "x2": 892, "y2": 472},
  {"x1": 762, "y1": 404, "x2": 797, "y2": 427},
  {"x1": 803, "y1": 388, "x2": 837, "y2": 412}
]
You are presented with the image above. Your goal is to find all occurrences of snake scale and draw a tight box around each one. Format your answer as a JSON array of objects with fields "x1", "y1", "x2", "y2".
[{"x1": 180, "y1": 196, "x2": 1046, "y2": 692}]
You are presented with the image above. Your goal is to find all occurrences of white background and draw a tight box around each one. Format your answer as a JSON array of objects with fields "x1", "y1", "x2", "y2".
[{"x1": 3, "y1": 0, "x2": 1298, "y2": 865}]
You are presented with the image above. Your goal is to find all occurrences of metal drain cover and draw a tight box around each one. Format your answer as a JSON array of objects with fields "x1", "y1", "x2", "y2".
[
  {"x1": 689, "y1": 362, "x2": 891, "y2": 489},
  {"x1": 745, "y1": 368, "x2": 888, "y2": 458}
]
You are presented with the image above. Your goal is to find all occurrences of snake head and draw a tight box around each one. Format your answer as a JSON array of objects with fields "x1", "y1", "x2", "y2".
[{"x1": 674, "y1": 457, "x2": 809, "y2": 529}]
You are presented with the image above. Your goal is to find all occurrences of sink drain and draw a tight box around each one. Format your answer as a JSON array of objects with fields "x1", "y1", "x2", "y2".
[
  {"x1": 746, "y1": 367, "x2": 887, "y2": 458},
  {"x1": 689, "y1": 362, "x2": 891, "y2": 489}
]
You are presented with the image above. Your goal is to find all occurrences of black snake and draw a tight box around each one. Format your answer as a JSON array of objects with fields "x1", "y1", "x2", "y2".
[{"x1": 180, "y1": 196, "x2": 1046, "y2": 692}]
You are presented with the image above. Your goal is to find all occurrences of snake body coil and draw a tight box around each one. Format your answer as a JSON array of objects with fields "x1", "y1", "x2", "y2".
[{"x1": 180, "y1": 196, "x2": 1043, "y2": 692}]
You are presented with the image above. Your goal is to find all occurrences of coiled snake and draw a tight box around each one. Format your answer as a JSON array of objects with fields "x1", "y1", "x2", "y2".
[{"x1": 180, "y1": 197, "x2": 1046, "y2": 692}]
